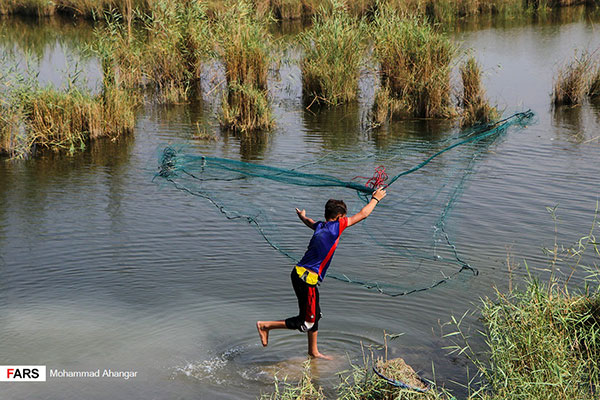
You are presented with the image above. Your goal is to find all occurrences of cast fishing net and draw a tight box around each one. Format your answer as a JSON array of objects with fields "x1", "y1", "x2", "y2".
[{"x1": 154, "y1": 110, "x2": 534, "y2": 296}]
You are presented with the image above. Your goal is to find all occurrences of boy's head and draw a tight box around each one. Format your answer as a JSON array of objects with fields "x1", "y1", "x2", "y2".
[{"x1": 325, "y1": 199, "x2": 347, "y2": 221}]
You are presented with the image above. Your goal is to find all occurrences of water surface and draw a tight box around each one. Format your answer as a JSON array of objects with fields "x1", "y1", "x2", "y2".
[{"x1": 1, "y1": 9, "x2": 600, "y2": 399}]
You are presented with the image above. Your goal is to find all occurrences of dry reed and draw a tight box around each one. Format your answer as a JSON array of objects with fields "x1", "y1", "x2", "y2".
[{"x1": 552, "y1": 51, "x2": 592, "y2": 106}]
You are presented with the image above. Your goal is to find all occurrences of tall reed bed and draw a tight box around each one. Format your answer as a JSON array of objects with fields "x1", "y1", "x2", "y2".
[
  {"x1": 93, "y1": 0, "x2": 210, "y2": 103},
  {"x1": 0, "y1": 0, "x2": 595, "y2": 21},
  {"x1": 0, "y1": 0, "x2": 148, "y2": 18},
  {"x1": 300, "y1": 3, "x2": 366, "y2": 107},
  {"x1": 372, "y1": 8, "x2": 455, "y2": 123},
  {"x1": 0, "y1": 85, "x2": 135, "y2": 158},
  {"x1": 215, "y1": 1, "x2": 273, "y2": 132},
  {"x1": 460, "y1": 56, "x2": 498, "y2": 127}
]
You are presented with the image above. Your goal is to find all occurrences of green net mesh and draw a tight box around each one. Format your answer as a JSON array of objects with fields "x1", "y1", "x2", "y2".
[{"x1": 154, "y1": 110, "x2": 535, "y2": 296}]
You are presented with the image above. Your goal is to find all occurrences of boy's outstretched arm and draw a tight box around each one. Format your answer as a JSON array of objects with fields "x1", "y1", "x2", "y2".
[
  {"x1": 347, "y1": 187, "x2": 387, "y2": 227},
  {"x1": 296, "y1": 208, "x2": 316, "y2": 230}
]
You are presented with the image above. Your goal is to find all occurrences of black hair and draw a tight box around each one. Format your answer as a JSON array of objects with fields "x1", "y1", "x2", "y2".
[{"x1": 325, "y1": 199, "x2": 347, "y2": 220}]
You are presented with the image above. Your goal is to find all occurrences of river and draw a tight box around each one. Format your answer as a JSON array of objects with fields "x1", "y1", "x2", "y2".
[{"x1": 0, "y1": 8, "x2": 599, "y2": 399}]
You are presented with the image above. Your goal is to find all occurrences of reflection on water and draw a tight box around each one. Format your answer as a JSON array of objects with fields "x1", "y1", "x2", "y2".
[
  {"x1": 0, "y1": 9, "x2": 600, "y2": 400},
  {"x1": 553, "y1": 104, "x2": 585, "y2": 143},
  {"x1": 238, "y1": 132, "x2": 270, "y2": 162},
  {"x1": 0, "y1": 15, "x2": 94, "y2": 60},
  {"x1": 302, "y1": 104, "x2": 362, "y2": 150},
  {"x1": 450, "y1": 4, "x2": 600, "y2": 33}
]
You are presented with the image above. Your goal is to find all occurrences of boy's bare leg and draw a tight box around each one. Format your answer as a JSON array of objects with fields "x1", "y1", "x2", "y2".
[
  {"x1": 256, "y1": 320, "x2": 287, "y2": 347},
  {"x1": 307, "y1": 331, "x2": 332, "y2": 360}
]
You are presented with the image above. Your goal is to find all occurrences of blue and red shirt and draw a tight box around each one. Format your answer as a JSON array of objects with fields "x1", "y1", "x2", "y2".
[{"x1": 297, "y1": 217, "x2": 348, "y2": 282}]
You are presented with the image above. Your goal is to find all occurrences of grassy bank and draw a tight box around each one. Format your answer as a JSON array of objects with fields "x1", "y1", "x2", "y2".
[{"x1": 300, "y1": 2, "x2": 366, "y2": 107}]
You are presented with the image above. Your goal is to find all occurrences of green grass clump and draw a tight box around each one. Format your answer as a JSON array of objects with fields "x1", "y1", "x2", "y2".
[
  {"x1": 372, "y1": 9, "x2": 455, "y2": 122},
  {"x1": 300, "y1": 3, "x2": 366, "y2": 107},
  {"x1": 476, "y1": 281, "x2": 600, "y2": 400},
  {"x1": 460, "y1": 56, "x2": 498, "y2": 127},
  {"x1": 552, "y1": 51, "x2": 592, "y2": 106},
  {"x1": 261, "y1": 360, "x2": 325, "y2": 400},
  {"x1": 215, "y1": 1, "x2": 273, "y2": 132},
  {"x1": 221, "y1": 82, "x2": 273, "y2": 133}
]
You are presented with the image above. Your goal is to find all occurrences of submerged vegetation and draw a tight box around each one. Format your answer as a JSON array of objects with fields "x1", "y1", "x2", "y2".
[
  {"x1": 300, "y1": 2, "x2": 366, "y2": 107},
  {"x1": 460, "y1": 56, "x2": 498, "y2": 127},
  {"x1": 372, "y1": 9, "x2": 455, "y2": 122}
]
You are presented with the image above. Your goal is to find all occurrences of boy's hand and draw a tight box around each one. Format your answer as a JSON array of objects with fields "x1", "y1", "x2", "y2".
[
  {"x1": 296, "y1": 208, "x2": 316, "y2": 230},
  {"x1": 372, "y1": 187, "x2": 387, "y2": 202}
]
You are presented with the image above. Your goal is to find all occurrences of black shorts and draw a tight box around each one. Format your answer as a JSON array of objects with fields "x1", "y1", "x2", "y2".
[{"x1": 285, "y1": 269, "x2": 321, "y2": 332}]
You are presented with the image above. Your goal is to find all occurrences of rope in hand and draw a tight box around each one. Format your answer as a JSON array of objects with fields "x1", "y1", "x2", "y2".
[{"x1": 354, "y1": 165, "x2": 389, "y2": 190}]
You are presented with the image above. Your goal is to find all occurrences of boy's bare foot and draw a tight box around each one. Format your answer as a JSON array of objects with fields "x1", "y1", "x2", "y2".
[
  {"x1": 308, "y1": 352, "x2": 333, "y2": 360},
  {"x1": 256, "y1": 321, "x2": 269, "y2": 347}
]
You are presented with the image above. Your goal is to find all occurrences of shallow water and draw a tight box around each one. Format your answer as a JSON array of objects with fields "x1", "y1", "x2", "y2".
[{"x1": 1, "y1": 9, "x2": 600, "y2": 399}]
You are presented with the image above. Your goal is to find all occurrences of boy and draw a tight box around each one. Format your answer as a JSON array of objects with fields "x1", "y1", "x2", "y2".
[{"x1": 256, "y1": 187, "x2": 387, "y2": 359}]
